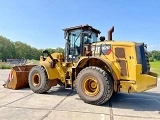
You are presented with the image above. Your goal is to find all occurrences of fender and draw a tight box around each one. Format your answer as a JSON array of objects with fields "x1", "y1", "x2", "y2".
[{"x1": 75, "y1": 56, "x2": 119, "y2": 81}]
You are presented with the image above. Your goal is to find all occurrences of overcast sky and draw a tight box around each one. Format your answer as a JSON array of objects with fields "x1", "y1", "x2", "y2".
[{"x1": 0, "y1": 0, "x2": 160, "y2": 51}]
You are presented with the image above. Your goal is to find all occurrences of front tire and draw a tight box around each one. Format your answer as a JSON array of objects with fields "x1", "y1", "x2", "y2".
[
  {"x1": 76, "y1": 66, "x2": 113, "y2": 105},
  {"x1": 28, "y1": 66, "x2": 51, "y2": 93}
]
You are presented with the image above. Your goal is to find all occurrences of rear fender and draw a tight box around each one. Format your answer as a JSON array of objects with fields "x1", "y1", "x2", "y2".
[
  {"x1": 75, "y1": 57, "x2": 120, "y2": 92},
  {"x1": 76, "y1": 57, "x2": 119, "y2": 79}
]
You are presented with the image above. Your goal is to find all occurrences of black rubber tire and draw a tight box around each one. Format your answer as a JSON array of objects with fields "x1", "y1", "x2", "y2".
[
  {"x1": 76, "y1": 66, "x2": 113, "y2": 105},
  {"x1": 28, "y1": 66, "x2": 51, "y2": 93},
  {"x1": 144, "y1": 47, "x2": 150, "y2": 72}
]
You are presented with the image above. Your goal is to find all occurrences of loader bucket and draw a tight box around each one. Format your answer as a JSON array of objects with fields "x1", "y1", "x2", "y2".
[{"x1": 6, "y1": 65, "x2": 36, "y2": 90}]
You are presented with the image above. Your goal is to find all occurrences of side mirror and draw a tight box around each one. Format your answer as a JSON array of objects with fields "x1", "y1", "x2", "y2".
[
  {"x1": 100, "y1": 36, "x2": 105, "y2": 41},
  {"x1": 42, "y1": 50, "x2": 54, "y2": 62},
  {"x1": 42, "y1": 50, "x2": 49, "y2": 54}
]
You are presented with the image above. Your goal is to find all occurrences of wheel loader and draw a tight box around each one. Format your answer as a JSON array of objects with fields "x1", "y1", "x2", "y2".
[{"x1": 6, "y1": 24, "x2": 158, "y2": 105}]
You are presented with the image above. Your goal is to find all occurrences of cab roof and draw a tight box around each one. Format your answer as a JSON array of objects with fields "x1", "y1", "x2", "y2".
[{"x1": 63, "y1": 24, "x2": 101, "y2": 34}]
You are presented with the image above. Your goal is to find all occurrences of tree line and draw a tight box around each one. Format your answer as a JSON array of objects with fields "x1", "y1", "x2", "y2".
[
  {"x1": 148, "y1": 50, "x2": 160, "y2": 62},
  {"x1": 0, "y1": 35, "x2": 160, "y2": 62},
  {"x1": 0, "y1": 36, "x2": 64, "y2": 61}
]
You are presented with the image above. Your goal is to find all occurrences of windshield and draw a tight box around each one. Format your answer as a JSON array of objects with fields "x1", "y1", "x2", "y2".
[
  {"x1": 65, "y1": 29, "x2": 97, "y2": 62},
  {"x1": 83, "y1": 30, "x2": 97, "y2": 44}
]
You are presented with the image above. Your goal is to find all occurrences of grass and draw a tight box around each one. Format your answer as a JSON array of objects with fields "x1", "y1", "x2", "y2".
[
  {"x1": 150, "y1": 61, "x2": 160, "y2": 77},
  {"x1": 0, "y1": 62, "x2": 12, "y2": 69},
  {"x1": 0, "y1": 59, "x2": 39, "y2": 69},
  {"x1": 26, "y1": 59, "x2": 39, "y2": 65}
]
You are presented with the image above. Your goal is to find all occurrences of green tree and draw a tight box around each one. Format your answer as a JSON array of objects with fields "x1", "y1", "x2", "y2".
[
  {"x1": 152, "y1": 51, "x2": 160, "y2": 61},
  {"x1": 14, "y1": 41, "x2": 26, "y2": 59},
  {"x1": 14, "y1": 41, "x2": 42, "y2": 60},
  {"x1": 31, "y1": 47, "x2": 42, "y2": 60},
  {"x1": 46, "y1": 48, "x2": 56, "y2": 54},
  {"x1": 148, "y1": 50, "x2": 160, "y2": 61},
  {"x1": 0, "y1": 36, "x2": 16, "y2": 61},
  {"x1": 0, "y1": 35, "x2": 64, "y2": 61},
  {"x1": 55, "y1": 47, "x2": 64, "y2": 53}
]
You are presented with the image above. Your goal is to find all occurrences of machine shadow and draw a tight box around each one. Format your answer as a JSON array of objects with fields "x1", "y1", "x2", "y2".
[
  {"x1": 103, "y1": 92, "x2": 160, "y2": 112},
  {"x1": 3, "y1": 85, "x2": 76, "y2": 96},
  {"x1": 43, "y1": 86, "x2": 76, "y2": 96}
]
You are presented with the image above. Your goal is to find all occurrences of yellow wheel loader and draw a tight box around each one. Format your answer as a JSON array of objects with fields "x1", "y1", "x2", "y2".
[{"x1": 7, "y1": 25, "x2": 158, "y2": 105}]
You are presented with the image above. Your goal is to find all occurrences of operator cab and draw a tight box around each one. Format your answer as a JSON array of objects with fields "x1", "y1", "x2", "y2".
[{"x1": 63, "y1": 24, "x2": 100, "y2": 62}]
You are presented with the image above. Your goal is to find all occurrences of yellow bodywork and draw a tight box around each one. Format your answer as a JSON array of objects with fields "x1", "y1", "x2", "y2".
[
  {"x1": 92, "y1": 41, "x2": 158, "y2": 93},
  {"x1": 39, "y1": 53, "x2": 65, "y2": 81},
  {"x1": 119, "y1": 64, "x2": 157, "y2": 93},
  {"x1": 38, "y1": 40, "x2": 157, "y2": 93}
]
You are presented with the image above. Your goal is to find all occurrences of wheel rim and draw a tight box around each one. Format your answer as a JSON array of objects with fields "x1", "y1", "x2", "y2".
[
  {"x1": 32, "y1": 73, "x2": 41, "y2": 87},
  {"x1": 82, "y1": 76, "x2": 100, "y2": 96}
]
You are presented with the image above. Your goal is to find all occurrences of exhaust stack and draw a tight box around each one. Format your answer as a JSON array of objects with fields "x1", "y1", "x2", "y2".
[{"x1": 108, "y1": 26, "x2": 114, "y2": 41}]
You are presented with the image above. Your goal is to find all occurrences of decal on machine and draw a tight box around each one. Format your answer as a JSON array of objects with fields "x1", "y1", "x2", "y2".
[{"x1": 92, "y1": 44, "x2": 111, "y2": 55}]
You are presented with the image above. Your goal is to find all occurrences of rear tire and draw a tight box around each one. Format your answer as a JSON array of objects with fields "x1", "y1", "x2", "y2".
[
  {"x1": 144, "y1": 46, "x2": 150, "y2": 72},
  {"x1": 76, "y1": 66, "x2": 113, "y2": 105},
  {"x1": 28, "y1": 66, "x2": 51, "y2": 93}
]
